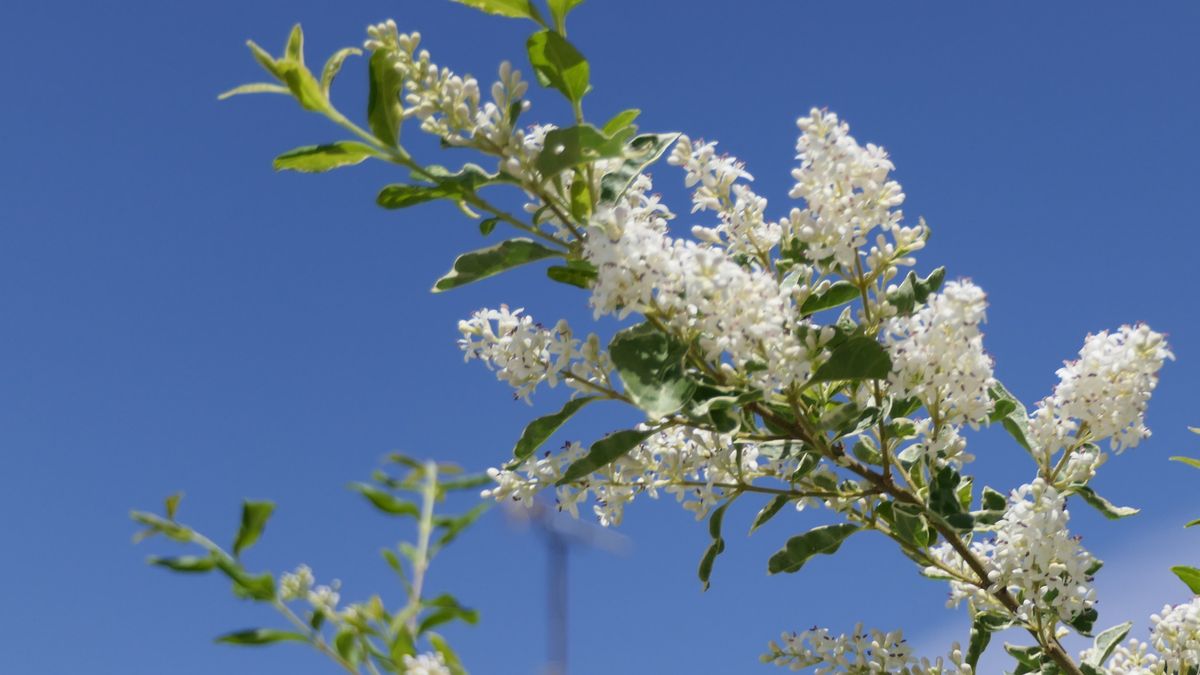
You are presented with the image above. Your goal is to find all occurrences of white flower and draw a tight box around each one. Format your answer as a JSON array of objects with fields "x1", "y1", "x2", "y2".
[
  {"x1": 1102, "y1": 639, "x2": 1162, "y2": 674},
  {"x1": 458, "y1": 306, "x2": 610, "y2": 402},
  {"x1": 883, "y1": 280, "x2": 994, "y2": 428},
  {"x1": 401, "y1": 652, "x2": 452, "y2": 675},
  {"x1": 307, "y1": 581, "x2": 341, "y2": 616},
  {"x1": 927, "y1": 480, "x2": 1096, "y2": 625},
  {"x1": 668, "y1": 135, "x2": 781, "y2": 257},
  {"x1": 1032, "y1": 324, "x2": 1173, "y2": 457},
  {"x1": 583, "y1": 175, "x2": 815, "y2": 393},
  {"x1": 1150, "y1": 598, "x2": 1200, "y2": 673},
  {"x1": 787, "y1": 108, "x2": 907, "y2": 269},
  {"x1": 279, "y1": 564, "x2": 314, "y2": 601},
  {"x1": 764, "y1": 624, "x2": 972, "y2": 674}
]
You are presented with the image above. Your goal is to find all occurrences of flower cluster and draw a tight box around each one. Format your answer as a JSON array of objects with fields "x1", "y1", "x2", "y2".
[
  {"x1": 584, "y1": 176, "x2": 818, "y2": 393},
  {"x1": 458, "y1": 305, "x2": 612, "y2": 402},
  {"x1": 785, "y1": 108, "x2": 911, "y2": 270},
  {"x1": 1099, "y1": 600, "x2": 1200, "y2": 675},
  {"x1": 483, "y1": 427, "x2": 851, "y2": 526},
  {"x1": 668, "y1": 135, "x2": 781, "y2": 257},
  {"x1": 884, "y1": 280, "x2": 995, "y2": 429},
  {"x1": 762, "y1": 624, "x2": 972, "y2": 674},
  {"x1": 401, "y1": 652, "x2": 452, "y2": 675},
  {"x1": 927, "y1": 480, "x2": 1096, "y2": 626},
  {"x1": 364, "y1": 21, "x2": 528, "y2": 154},
  {"x1": 1031, "y1": 324, "x2": 1173, "y2": 455},
  {"x1": 280, "y1": 564, "x2": 344, "y2": 617}
]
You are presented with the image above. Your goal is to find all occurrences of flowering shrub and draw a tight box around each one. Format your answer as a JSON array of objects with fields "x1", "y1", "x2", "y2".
[{"x1": 135, "y1": 1, "x2": 1200, "y2": 673}]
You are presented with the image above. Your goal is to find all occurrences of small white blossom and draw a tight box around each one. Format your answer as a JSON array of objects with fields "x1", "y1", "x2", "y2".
[
  {"x1": 927, "y1": 480, "x2": 1096, "y2": 625},
  {"x1": 458, "y1": 306, "x2": 611, "y2": 402},
  {"x1": 1150, "y1": 598, "x2": 1200, "y2": 673},
  {"x1": 308, "y1": 581, "x2": 341, "y2": 616},
  {"x1": 787, "y1": 108, "x2": 908, "y2": 269},
  {"x1": 884, "y1": 280, "x2": 995, "y2": 429},
  {"x1": 764, "y1": 624, "x2": 972, "y2": 674},
  {"x1": 1031, "y1": 324, "x2": 1173, "y2": 461},
  {"x1": 668, "y1": 135, "x2": 781, "y2": 257},
  {"x1": 401, "y1": 652, "x2": 452, "y2": 675},
  {"x1": 279, "y1": 564, "x2": 314, "y2": 601}
]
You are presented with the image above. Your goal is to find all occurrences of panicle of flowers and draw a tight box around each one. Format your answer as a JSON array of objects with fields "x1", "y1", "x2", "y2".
[
  {"x1": 1030, "y1": 325, "x2": 1173, "y2": 470},
  {"x1": 364, "y1": 20, "x2": 528, "y2": 155},
  {"x1": 401, "y1": 652, "x2": 452, "y2": 675},
  {"x1": 458, "y1": 305, "x2": 612, "y2": 403},
  {"x1": 280, "y1": 564, "x2": 344, "y2": 617},
  {"x1": 883, "y1": 280, "x2": 995, "y2": 432},
  {"x1": 584, "y1": 175, "x2": 818, "y2": 392},
  {"x1": 927, "y1": 480, "x2": 1096, "y2": 626},
  {"x1": 1100, "y1": 639, "x2": 1162, "y2": 674},
  {"x1": 484, "y1": 428, "x2": 814, "y2": 526},
  {"x1": 786, "y1": 108, "x2": 909, "y2": 270},
  {"x1": 668, "y1": 135, "x2": 781, "y2": 257},
  {"x1": 1149, "y1": 598, "x2": 1200, "y2": 673},
  {"x1": 762, "y1": 624, "x2": 972, "y2": 674}
]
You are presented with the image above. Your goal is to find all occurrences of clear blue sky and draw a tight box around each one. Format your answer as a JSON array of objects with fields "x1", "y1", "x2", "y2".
[{"x1": 3, "y1": 1, "x2": 1200, "y2": 673}]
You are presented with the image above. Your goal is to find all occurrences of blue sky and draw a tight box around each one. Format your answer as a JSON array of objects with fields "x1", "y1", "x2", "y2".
[{"x1": 3, "y1": 1, "x2": 1200, "y2": 673}]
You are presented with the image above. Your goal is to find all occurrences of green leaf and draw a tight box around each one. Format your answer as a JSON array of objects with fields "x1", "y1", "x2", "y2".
[
  {"x1": 1171, "y1": 565, "x2": 1200, "y2": 594},
  {"x1": 801, "y1": 281, "x2": 860, "y2": 315},
  {"x1": 598, "y1": 133, "x2": 679, "y2": 204},
  {"x1": 478, "y1": 217, "x2": 500, "y2": 236},
  {"x1": 609, "y1": 322, "x2": 697, "y2": 418},
  {"x1": 1069, "y1": 485, "x2": 1139, "y2": 519},
  {"x1": 535, "y1": 124, "x2": 626, "y2": 178},
  {"x1": 966, "y1": 612, "x2": 1012, "y2": 669},
  {"x1": 419, "y1": 594, "x2": 480, "y2": 633},
  {"x1": 320, "y1": 47, "x2": 361, "y2": 96},
  {"x1": 1069, "y1": 607, "x2": 1099, "y2": 636},
  {"x1": 513, "y1": 396, "x2": 598, "y2": 462},
  {"x1": 284, "y1": 24, "x2": 305, "y2": 64},
  {"x1": 988, "y1": 383, "x2": 1033, "y2": 452},
  {"x1": 451, "y1": 0, "x2": 535, "y2": 18},
  {"x1": 568, "y1": 168, "x2": 593, "y2": 220},
  {"x1": 217, "y1": 82, "x2": 290, "y2": 100},
  {"x1": 433, "y1": 239, "x2": 561, "y2": 292},
  {"x1": 233, "y1": 501, "x2": 274, "y2": 557},
  {"x1": 526, "y1": 30, "x2": 589, "y2": 103},
  {"x1": 351, "y1": 483, "x2": 420, "y2": 517},
  {"x1": 767, "y1": 524, "x2": 859, "y2": 574},
  {"x1": 557, "y1": 428, "x2": 655, "y2": 485},
  {"x1": 428, "y1": 633, "x2": 467, "y2": 675},
  {"x1": 548, "y1": 0, "x2": 584, "y2": 27},
  {"x1": 148, "y1": 555, "x2": 217, "y2": 573},
  {"x1": 750, "y1": 495, "x2": 791, "y2": 534},
  {"x1": 433, "y1": 503, "x2": 490, "y2": 551},
  {"x1": 334, "y1": 628, "x2": 361, "y2": 665},
  {"x1": 1005, "y1": 644, "x2": 1043, "y2": 673},
  {"x1": 876, "y1": 501, "x2": 930, "y2": 549},
  {"x1": 273, "y1": 142, "x2": 377, "y2": 173},
  {"x1": 215, "y1": 559, "x2": 276, "y2": 601},
  {"x1": 601, "y1": 108, "x2": 639, "y2": 137},
  {"x1": 809, "y1": 337, "x2": 891, "y2": 384},
  {"x1": 378, "y1": 165, "x2": 508, "y2": 210},
  {"x1": 277, "y1": 60, "x2": 326, "y2": 113},
  {"x1": 546, "y1": 260, "x2": 598, "y2": 289},
  {"x1": 1171, "y1": 455, "x2": 1200, "y2": 470},
  {"x1": 164, "y1": 492, "x2": 183, "y2": 520},
  {"x1": 698, "y1": 500, "x2": 732, "y2": 591},
  {"x1": 929, "y1": 466, "x2": 965, "y2": 519},
  {"x1": 1084, "y1": 621, "x2": 1133, "y2": 667},
  {"x1": 216, "y1": 628, "x2": 307, "y2": 646},
  {"x1": 367, "y1": 49, "x2": 404, "y2": 147},
  {"x1": 886, "y1": 267, "x2": 946, "y2": 315}
]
